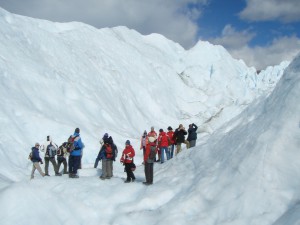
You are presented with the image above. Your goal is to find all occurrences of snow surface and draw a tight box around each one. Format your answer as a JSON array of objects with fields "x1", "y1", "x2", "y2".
[{"x1": 0, "y1": 7, "x2": 298, "y2": 225}]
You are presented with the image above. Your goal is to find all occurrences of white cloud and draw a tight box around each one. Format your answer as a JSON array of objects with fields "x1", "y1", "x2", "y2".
[
  {"x1": 208, "y1": 25, "x2": 300, "y2": 70},
  {"x1": 0, "y1": 0, "x2": 208, "y2": 48},
  {"x1": 230, "y1": 36, "x2": 300, "y2": 70},
  {"x1": 240, "y1": 0, "x2": 300, "y2": 22},
  {"x1": 208, "y1": 24, "x2": 256, "y2": 49}
]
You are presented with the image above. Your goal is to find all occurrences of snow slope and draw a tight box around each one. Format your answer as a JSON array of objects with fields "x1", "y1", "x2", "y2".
[{"x1": 0, "y1": 7, "x2": 298, "y2": 225}]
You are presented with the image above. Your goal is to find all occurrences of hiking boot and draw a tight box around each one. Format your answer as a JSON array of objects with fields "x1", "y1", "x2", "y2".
[
  {"x1": 132, "y1": 179, "x2": 135, "y2": 182},
  {"x1": 69, "y1": 173, "x2": 74, "y2": 178},
  {"x1": 143, "y1": 182, "x2": 153, "y2": 186},
  {"x1": 72, "y1": 175, "x2": 79, "y2": 178},
  {"x1": 99, "y1": 176, "x2": 106, "y2": 180},
  {"x1": 45, "y1": 174, "x2": 50, "y2": 176},
  {"x1": 124, "y1": 180, "x2": 131, "y2": 183},
  {"x1": 55, "y1": 173, "x2": 62, "y2": 176}
]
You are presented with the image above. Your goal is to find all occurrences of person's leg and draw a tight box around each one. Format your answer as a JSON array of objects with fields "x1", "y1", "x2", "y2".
[
  {"x1": 165, "y1": 147, "x2": 170, "y2": 160},
  {"x1": 44, "y1": 157, "x2": 49, "y2": 175},
  {"x1": 57, "y1": 160, "x2": 62, "y2": 173},
  {"x1": 185, "y1": 140, "x2": 190, "y2": 149},
  {"x1": 69, "y1": 156, "x2": 74, "y2": 176},
  {"x1": 176, "y1": 144, "x2": 182, "y2": 155},
  {"x1": 34, "y1": 162, "x2": 45, "y2": 177},
  {"x1": 160, "y1": 147, "x2": 165, "y2": 163},
  {"x1": 107, "y1": 160, "x2": 113, "y2": 178},
  {"x1": 189, "y1": 140, "x2": 196, "y2": 148},
  {"x1": 31, "y1": 164, "x2": 36, "y2": 179},
  {"x1": 100, "y1": 159, "x2": 107, "y2": 179},
  {"x1": 72, "y1": 156, "x2": 80, "y2": 177},
  {"x1": 149, "y1": 163, "x2": 153, "y2": 184},
  {"x1": 50, "y1": 157, "x2": 60, "y2": 175}
]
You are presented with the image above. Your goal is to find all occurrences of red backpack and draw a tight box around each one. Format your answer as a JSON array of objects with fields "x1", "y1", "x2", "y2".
[
  {"x1": 105, "y1": 144, "x2": 113, "y2": 159},
  {"x1": 66, "y1": 136, "x2": 76, "y2": 153}
]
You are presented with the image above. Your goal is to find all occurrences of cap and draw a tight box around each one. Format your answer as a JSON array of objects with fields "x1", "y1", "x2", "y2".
[
  {"x1": 125, "y1": 140, "x2": 130, "y2": 145},
  {"x1": 167, "y1": 126, "x2": 173, "y2": 131},
  {"x1": 103, "y1": 133, "x2": 109, "y2": 138},
  {"x1": 75, "y1": 128, "x2": 80, "y2": 133},
  {"x1": 159, "y1": 128, "x2": 163, "y2": 132},
  {"x1": 35, "y1": 142, "x2": 40, "y2": 147}
]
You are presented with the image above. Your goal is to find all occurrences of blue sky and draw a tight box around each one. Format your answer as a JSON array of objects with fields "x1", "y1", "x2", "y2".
[{"x1": 0, "y1": 0, "x2": 299, "y2": 70}]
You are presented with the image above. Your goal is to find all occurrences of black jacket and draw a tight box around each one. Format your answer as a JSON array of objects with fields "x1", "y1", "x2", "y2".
[
  {"x1": 174, "y1": 128, "x2": 187, "y2": 144},
  {"x1": 187, "y1": 124, "x2": 198, "y2": 141}
]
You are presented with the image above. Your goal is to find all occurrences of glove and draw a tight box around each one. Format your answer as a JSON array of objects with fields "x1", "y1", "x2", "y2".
[{"x1": 40, "y1": 161, "x2": 43, "y2": 164}]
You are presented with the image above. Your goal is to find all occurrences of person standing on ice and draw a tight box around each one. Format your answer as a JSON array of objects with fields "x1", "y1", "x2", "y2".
[
  {"x1": 143, "y1": 126, "x2": 158, "y2": 185},
  {"x1": 120, "y1": 140, "x2": 136, "y2": 183},
  {"x1": 140, "y1": 130, "x2": 147, "y2": 161},
  {"x1": 167, "y1": 126, "x2": 175, "y2": 159},
  {"x1": 30, "y1": 143, "x2": 45, "y2": 179},
  {"x1": 187, "y1": 123, "x2": 198, "y2": 148},
  {"x1": 174, "y1": 124, "x2": 189, "y2": 155},
  {"x1": 41, "y1": 135, "x2": 61, "y2": 176},
  {"x1": 68, "y1": 128, "x2": 83, "y2": 178},
  {"x1": 158, "y1": 129, "x2": 170, "y2": 163},
  {"x1": 148, "y1": 126, "x2": 158, "y2": 161},
  {"x1": 99, "y1": 137, "x2": 116, "y2": 180},
  {"x1": 94, "y1": 133, "x2": 109, "y2": 168}
]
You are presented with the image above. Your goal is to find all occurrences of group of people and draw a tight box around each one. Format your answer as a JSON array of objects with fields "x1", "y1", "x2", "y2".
[
  {"x1": 139, "y1": 123, "x2": 198, "y2": 185},
  {"x1": 30, "y1": 123, "x2": 198, "y2": 186},
  {"x1": 30, "y1": 128, "x2": 84, "y2": 179}
]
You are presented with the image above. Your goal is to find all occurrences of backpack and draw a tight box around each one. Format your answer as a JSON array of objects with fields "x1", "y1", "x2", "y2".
[
  {"x1": 147, "y1": 146, "x2": 156, "y2": 163},
  {"x1": 57, "y1": 142, "x2": 67, "y2": 157},
  {"x1": 28, "y1": 151, "x2": 33, "y2": 161},
  {"x1": 46, "y1": 143, "x2": 57, "y2": 157},
  {"x1": 105, "y1": 144, "x2": 113, "y2": 159},
  {"x1": 66, "y1": 136, "x2": 76, "y2": 153}
]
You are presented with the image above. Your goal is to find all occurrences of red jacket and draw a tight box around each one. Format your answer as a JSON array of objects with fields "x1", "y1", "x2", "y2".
[
  {"x1": 147, "y1": 131, "x2": 157, "y2": 146},
  {"x1": 167, "y1": 131, "x2": 175, "y2": 145},
  {"x1": 120, "y1": 145, "x2": 135, "y2": 164},
  {"x1": 158, "y1": 132, "x2": 169, "y2": 147}
]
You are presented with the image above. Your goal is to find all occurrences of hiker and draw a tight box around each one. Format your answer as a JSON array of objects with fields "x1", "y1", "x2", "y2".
[
  {"x1": 30, "y1": 143, "x2": 45, "y2": 179},
  {"x1": 140, "y1": 130, "x2": 147, "y2": 161},
  {"x1": 99, "y1": 137, "x2": 116, "y2": 180},
  {"x1": 143, "y1": 127, "x2": 158, "y2": 185},
  {"x1": 56, "y1": 142, "x2": 69, "y2": 174},
  {"x1": 108, "y1": 136, "x2": 118, "y2": 177},
  {"x1": 158, "y1": 129, "x2": 170, "y2": 163},
  {"x1": 69, "y1": 128, "x2": 83, "y2": 178},
  {"x1": 148, "y1": 126, "x2": 158, "y2": 161},
  {"x1": 94, "y1": 133, "x2": 109, "y2": 168},
  {"x1": 187, "y1": 123, "x2": 198, "y2": 148},
  {"x1": 167, "y1": 126, "x2": 175, "y2": 158},
  {"x1": 174, "y1": 124, "x2": 189, "y2": 155},
  {"x1": 41, "y1": 135, "x2": 61, "y2": 176},
  {"x1": 120, "y1": 140, "x2": 136, "y2": 183}
]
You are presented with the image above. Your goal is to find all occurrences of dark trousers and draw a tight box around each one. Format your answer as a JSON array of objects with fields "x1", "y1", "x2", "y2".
[
  {"x1": 57, "y1": 157, "x2": 68, "y2": 173},
  {"x1": 125, "y1": 163, "x2": 135, "y2": 181},
  {"x1": 144, "y1": 162, "x2": 154, "y2": 184},
  {"x1": 69, "y1": 155, "x2": 81, "y2": 175},
  {"x1": 44, "y1": 157, "x2": 58, "y2": 175}
]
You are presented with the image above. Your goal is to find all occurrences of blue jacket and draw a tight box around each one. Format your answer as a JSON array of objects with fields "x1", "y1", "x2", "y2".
[
  {"x1": 70, "y1": 132, "x2": 83, "y2": 156},
  {"x1": 31, "y1": 147, "x2": 42, "y2": 163}
]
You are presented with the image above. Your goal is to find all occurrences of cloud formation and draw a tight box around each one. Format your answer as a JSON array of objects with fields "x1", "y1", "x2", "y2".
[
  {"x1": 0, "y1": 0, "x2": 208, "y2": 48},
  {"x1": 240, "y1": 0, "x2": 300, "y2": 22},
  {"x1": 210, "y1": 25, "x2": 300, "y2": 70}
]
